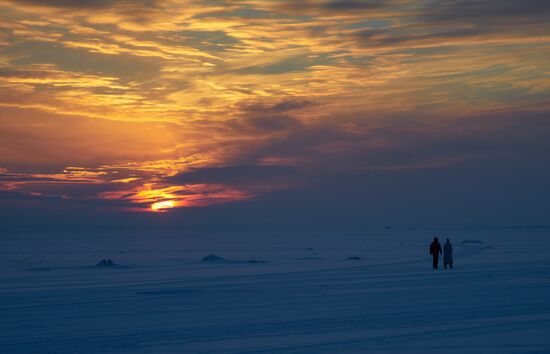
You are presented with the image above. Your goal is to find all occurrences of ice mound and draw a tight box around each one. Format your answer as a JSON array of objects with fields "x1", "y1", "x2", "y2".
[
  {"x1": 94, "y1": 259, "x2": 131, "y2": 269},
  {"x1": 96, "y1": 259, "x2": 116, "y2": 267},
  {"x1": 201, "y1": 254, "x2": 225, "y2": 262}
]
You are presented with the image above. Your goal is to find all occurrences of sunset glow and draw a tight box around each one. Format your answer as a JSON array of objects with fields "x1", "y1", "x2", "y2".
[
  {"x1": 150, "y1": 200, "x2": 175, "y2": 212},
  {"x1": 0, "y1": 0, "x2": 548, "y2": 221}
]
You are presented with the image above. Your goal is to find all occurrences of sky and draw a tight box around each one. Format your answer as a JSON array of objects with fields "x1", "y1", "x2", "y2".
[{"x1": 0, "y1": 0, "x2": 549, "y2": 231}]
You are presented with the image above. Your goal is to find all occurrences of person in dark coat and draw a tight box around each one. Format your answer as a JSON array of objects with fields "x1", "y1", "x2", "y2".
[
  {"x1": 429, "y1": 237, "x2": 442, "y2": 269},
  {"x1": 443, "y1": 238, "x2": 453, "y2": 269}
]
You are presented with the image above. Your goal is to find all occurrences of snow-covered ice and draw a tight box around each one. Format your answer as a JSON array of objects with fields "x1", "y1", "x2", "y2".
[{"x1": 1, "y1": 228, "x2": 549, "y2": 353}]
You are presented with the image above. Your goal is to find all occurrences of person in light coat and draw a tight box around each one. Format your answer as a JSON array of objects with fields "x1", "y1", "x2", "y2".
[{"x1": 443, "y1": 238, "x2": 453, "y2": 269}]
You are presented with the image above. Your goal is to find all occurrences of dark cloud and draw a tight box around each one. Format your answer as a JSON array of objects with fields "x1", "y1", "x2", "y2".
[
  {"x1": 222, "y1": 109, "x2": 550, "y2": 175},
  {"x1": 224, "y1": 98, "x2": 311, "y2": 134},
  {"x1": 429, "y1": 0, "x2": 550, "y2": 22},
  {"x1": 238, "y1": 115, "x2": 302, "y2": 133},
  {"x1": 323, "y1": 0, "x2": 549, "y2": 49},
  {"x1": 324, "y1": 0, "x2": 393, "y2": 10},
  {"x1": 239, "y1": 98, "x2": 315, "y2": 114},
  {"x1": 9, "y1": 0, "x2": 160, "y2": 9},
  {"x1": 422, "y1": 0, "x2": 550, "y2": 40},
  {"x1": 302, "y1": 0, "x2": 550, "y2": 20},
  {"x1": 355, "y1": 26, "x2": 484, "y2": 47},
  {"x1": 275, "y1": 0, "x2": 398, "y2": 14},
  {"x1": 0, "y1": 67, "x2": 55, "y2": 79},
  {"x1": 224, "y1": 114, "x2": 302, "y2": 134},
  {"x1": 166, "y1": 164, "x2": 301, "y2": 187},
  {"x1": 353, "y1": 0, "x2": 550, "y2": 49}
]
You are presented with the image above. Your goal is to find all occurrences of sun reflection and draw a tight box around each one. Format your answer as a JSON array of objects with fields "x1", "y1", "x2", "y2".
[{"x1": 150, "y1": 200, "x2": 175, "y2": 212}]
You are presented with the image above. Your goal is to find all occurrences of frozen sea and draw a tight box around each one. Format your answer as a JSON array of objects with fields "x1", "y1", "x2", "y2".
[{"x1": 1, "y1": 228, "x2": 550, "y2": 354}]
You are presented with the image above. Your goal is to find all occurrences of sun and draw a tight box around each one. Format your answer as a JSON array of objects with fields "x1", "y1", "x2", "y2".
[{"x1": 151, "y1": 200, "x2": 175, "y2": 212}]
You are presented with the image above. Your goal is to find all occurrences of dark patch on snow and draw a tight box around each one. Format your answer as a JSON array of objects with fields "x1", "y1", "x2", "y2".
[
  {"x1": 244, "y1": 259, "x2": 267, "y2": 264},
  {"x1": 200, "y1": 254, "x2": 266, "y2": 264},
  {"x1": 462, "y1": 240, "x2": 484, "y2": 244},
  {"x1": 347, "y1": 256, "x2": 361, "y2": 260},
  {"x1": 295, "y1": 256, "x2": 324, "y2": 260}
]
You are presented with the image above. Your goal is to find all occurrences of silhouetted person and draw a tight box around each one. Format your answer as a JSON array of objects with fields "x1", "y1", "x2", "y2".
[
  {"x1": 429, "y1": 237, "x2": 442, "y2": 269},
  {"x1": 444, "y1": 238, "x2": 453, "y2": 269}
]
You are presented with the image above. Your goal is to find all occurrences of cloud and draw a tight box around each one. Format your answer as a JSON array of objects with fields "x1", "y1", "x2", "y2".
[
  {"x1": 265, "y1": 0, "x2": 399, "y2": 15},
  {"x1": 7, "y1": 0, "x2": 160, "y2": 9},
  {"x1": 233, "y1": 53, "x2": 318, "y2": 75},
  {"x1": 238, "y1": 98, "x2": 314, "y2": 113},
  {"x1": 429, "y1": 0, "x2": 550, "y2": 22},
  {"x1": 4, "y1": 41, "x2": 161, "y2": 80},
  {"x1": 217, "y1": 108, "x2": 550, "y2": 173},
  {"x1": 0, "y1": 0, "x2": 548, "y2": 228},
  {"x1": 324, "y1": 0, "x2": 394, "y2": 10},
  {"x1": 351, "y1": 0, "x2": 550, "y2": 51},
  {"x1": 224, "y1": 99, "x2": 311, "y2": 134},
  {"x1": 166, "y1": 164, "x2": 301, "y2": 186}
]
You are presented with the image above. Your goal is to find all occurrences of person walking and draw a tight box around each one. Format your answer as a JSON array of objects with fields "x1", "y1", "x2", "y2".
[
  {"x1": 429, "y1": 237, "x2": 442, "y2": 269},
  {"x1": 443, "y1": 238, "x2": 453, "y2": 269}
]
